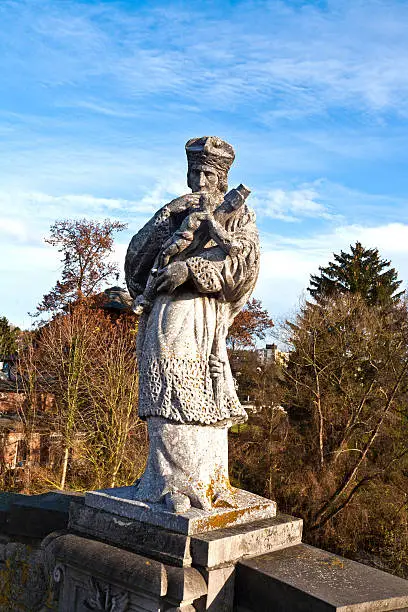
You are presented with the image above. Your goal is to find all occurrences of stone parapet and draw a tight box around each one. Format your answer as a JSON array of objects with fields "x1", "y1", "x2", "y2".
[
  {"x1": 0, "y1": 490, "x2": 83, "y2": 541},
  {"x1": 235, "y1": 543, "x2": 408, "y2": 612},
  {"x1": 0, "y1": 490, "x2": 83, "y2": 612}
]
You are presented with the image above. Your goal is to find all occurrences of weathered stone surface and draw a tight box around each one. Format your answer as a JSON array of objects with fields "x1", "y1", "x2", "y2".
[
  {"x1": 0, "y1": 541, "x2": 49, "y2": 612},
  {"x1": 85, "y1": 485, "x2": 276, "y2": 535},
  {"x1": 44, "y1": 531, "x2": 207, "y2": 612},
  {"x1": 70, "y1": 502, "x2": 299, "y2": 571},
  {"x1": 70, "y1": 501, "x2": 192, "y2": 567},
  {"x1": 235, "y1": 543, "x2": 408, "y2": 612},
  {"x1": 124, "y1": 136, "x2": 262, "y2": 511},
  {"x1": 3, "y1": 490, "x2": 83, "y2": 539},
  {"x1": 190, "y1": 513, "x2": 302, "y2": 568},
  {"x1": 131, "y1": 417, "x2": 233, "y2": 514},
  {"x1": 67, "y1": 504, "x2": 302, "y2": 611},
  {"x1": 202, "y1": 565, "x2": 236, "y2": 611}
]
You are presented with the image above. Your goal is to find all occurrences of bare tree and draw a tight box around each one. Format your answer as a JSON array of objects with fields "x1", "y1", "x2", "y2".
[
  {"x1": 83, "y1": 313, "x2": 144, "y2": 489},
  {"x1": 280, "y1": 294, "x2": 408, "y2": 533},
  {"x1": 16, "y1": 303, "x2": 146, "y2": 492},
  {"x1": 34, "y1": 304, "x2": 98, "y2": 489}
]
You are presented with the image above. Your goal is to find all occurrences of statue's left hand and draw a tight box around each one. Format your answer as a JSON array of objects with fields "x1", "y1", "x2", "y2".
[{"x1": 156, "y1": 261, "x2": 189, "y2": 294}]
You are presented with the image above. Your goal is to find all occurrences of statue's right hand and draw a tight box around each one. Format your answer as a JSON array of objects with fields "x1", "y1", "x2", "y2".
[
  {"x1": 209, "y1": 354, "x2": 225, "y2": 379},
  {"x1": 166, "y1": 193, "x2": 201, "y2": 214}
]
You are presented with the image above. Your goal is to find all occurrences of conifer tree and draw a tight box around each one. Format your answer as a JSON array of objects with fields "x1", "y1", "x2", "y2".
[
  {"x1": 0, "y1": 316, "x2": 19, "y2": 357},
  {"x1": 308, "y1": 242, "x2": 404, "y2": 306}
]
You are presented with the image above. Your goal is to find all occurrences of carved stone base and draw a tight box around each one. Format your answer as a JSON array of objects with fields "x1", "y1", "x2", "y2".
[
  {"x1": 70, "y1": 502, "x2": 302, "y2": 568},
  {"x1": 85, "y1": 486, "x2": 277, "y2": 535},
  {"x1": 44, "y1": 531, "x2": 207, "y2": 611},
  {"x1": 64, "y1": 501, "x2": 302, "y2": 611},
  {"x1": 35, "y1": 502, "x2": 408, "y2": 612}
]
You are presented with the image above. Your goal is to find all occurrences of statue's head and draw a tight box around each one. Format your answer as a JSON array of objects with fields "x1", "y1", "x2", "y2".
[{"x1": 185, "y1": 136, "x2": 235, "y2": 196}]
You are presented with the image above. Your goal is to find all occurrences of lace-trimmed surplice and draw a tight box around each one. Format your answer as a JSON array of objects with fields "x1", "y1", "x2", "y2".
[{"x1": 126, "y1": 203, "x2": 260, "y2": 425}]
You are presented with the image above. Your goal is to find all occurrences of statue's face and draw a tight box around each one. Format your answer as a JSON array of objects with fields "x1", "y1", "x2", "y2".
[{"x1": 188, "y1": 164, "x2": 220, "y2": 195}]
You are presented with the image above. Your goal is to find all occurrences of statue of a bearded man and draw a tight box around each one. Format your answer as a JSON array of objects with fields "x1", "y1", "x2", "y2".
[{"x1": 125, "y1": 136, "x2": 260, "y2": 513}]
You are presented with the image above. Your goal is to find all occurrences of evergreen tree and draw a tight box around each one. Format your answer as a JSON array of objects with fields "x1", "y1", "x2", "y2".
[
  {"x1": 308, "y1": 242, "x2": 404, "y2": 306},
  {"x1": 0, "y1": 316, "x2": 19, "y2": 357}
]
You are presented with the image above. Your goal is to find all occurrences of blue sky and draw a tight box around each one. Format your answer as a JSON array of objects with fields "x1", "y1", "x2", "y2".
[{"x1": 1, "y1": 0, "x2": 408, "y2": 329}]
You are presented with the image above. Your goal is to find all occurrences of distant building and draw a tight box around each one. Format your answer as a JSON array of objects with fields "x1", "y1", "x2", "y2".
[
  {"x1": 0, "y1": 377, "x2": 57, "y2": 472},
  {"x1": 256, "y1": 343, "x2": 289, "y2": 366}
]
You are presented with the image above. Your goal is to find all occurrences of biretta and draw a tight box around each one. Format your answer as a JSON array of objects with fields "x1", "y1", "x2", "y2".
[{"x1": 185, "y1": 136, "x2": 235, "y2": 174}]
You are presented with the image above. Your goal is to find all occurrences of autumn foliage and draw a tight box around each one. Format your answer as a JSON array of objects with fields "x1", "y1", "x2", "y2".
[
  {"x1": 36, "y1": 218, "x2": 127, "y2": 315},
  {"x1": 227, "y1": 298, "x2": 273, "y2": 349}
]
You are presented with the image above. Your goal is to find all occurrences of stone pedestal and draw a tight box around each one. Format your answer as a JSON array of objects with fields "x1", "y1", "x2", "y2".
[
  {"x1": 85, "y1": 485, "x2": 277, "y2": 535},
  {"x1": 44, "y1": 531, "x2": 207, "y2": 611},
  {"x1": 44, "y1": 500, "x2": 302, "y2": 611}
]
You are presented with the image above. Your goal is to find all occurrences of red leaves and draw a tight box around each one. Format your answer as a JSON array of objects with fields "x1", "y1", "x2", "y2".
[{"x1": 227, "y1": 298, "x2": 274, "y2": 350}]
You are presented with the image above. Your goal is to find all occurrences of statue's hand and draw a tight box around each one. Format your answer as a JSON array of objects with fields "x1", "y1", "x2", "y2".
[
  {"x1": 167, "y1": 193, "x2": 201, "y2": 214},
  {"x1": 209, "y1": 354, "x2": 225, "y2": 379},
  {"x1": 156, "y1": 261, "x2": 189, "y2": 294}
]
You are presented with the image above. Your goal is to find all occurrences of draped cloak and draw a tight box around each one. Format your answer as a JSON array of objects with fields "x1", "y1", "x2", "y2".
[{"x1": 125, "y1": 200, "x2": 260, "y2": 425}]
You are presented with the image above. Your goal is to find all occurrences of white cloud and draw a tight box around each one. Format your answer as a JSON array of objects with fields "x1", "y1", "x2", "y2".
[
  {"x1": 0, "y1": 241, "x2": 62, "y2": 328},
  {"x1": 272, "y1": 222, "x2": 408, "y2": 259},
  {"x1": 135, "y1": 178, "x2": 188, "y2": 214},
  {"x1": 253, "y1": 178, "x2": 408, "y2": 227},
  {"x1": 0, "y1": 177, "x2": 187, "y2": 245},
  {"x1": 0, "y1": 177, "x2": 189, "y2": 325},
  {"x1": 64, "y1": 100, "x2": 141, "y2": 118},
  {"x1": 0, "y1": 218, "x2": 28, "y2": 242},
  {"x1": 254, "y1": 186, "x2": 335, "y2": 222}
]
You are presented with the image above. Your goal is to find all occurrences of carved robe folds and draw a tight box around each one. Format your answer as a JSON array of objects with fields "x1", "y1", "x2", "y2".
[{"x1": 126, "y1": 203, "x2": 259, "y2": 425}]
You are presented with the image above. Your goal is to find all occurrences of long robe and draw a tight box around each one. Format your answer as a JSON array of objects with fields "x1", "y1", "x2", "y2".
[{"x1": 125, "y1": 201, "x2": 260, "y2": 425}]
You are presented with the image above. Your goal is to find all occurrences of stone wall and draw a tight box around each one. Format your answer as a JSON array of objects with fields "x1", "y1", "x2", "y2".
[
  {"x1": 0, "y1": 535, "x2": 51, "y2": 612},
  {"x1": 0, "y1": 491, "x2": 82, "y2": 612}
]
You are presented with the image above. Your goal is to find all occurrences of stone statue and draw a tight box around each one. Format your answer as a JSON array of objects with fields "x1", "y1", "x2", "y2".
[{"x1": 125, "y1": 136, "x2": 260, "y2": 514}]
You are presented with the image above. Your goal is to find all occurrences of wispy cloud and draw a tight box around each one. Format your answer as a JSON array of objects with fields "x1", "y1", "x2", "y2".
[
  {"x1": 4, "y1": 0, "x2": 408, "y2": 118},
  {"x1": 62, "y1": 101, "x2": 141, "y2": 119},
  {"x1": 254, "y1": 179, "x2": 408, "y2": 228},
  {"x1": 0, "y1": 218, "x2": 28, "y2": 242},
  {"x1": 253, "y1": 185, "x2": 338, "y2": 222},
  {"x1": 0, "y1": 179, "x2": 187, "y2": 246}
]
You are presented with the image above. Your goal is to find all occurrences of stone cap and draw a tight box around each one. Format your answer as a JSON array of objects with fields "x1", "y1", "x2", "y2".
[
  {"x1": 185, "y1": 136, "x2": 235, "y2": 174},
  {"x1": 235, "y1": 543, "x2": 408, "y2": 611},
  {"x1": 0, "y1": 491, "x2": 84, "y2": 540}
]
